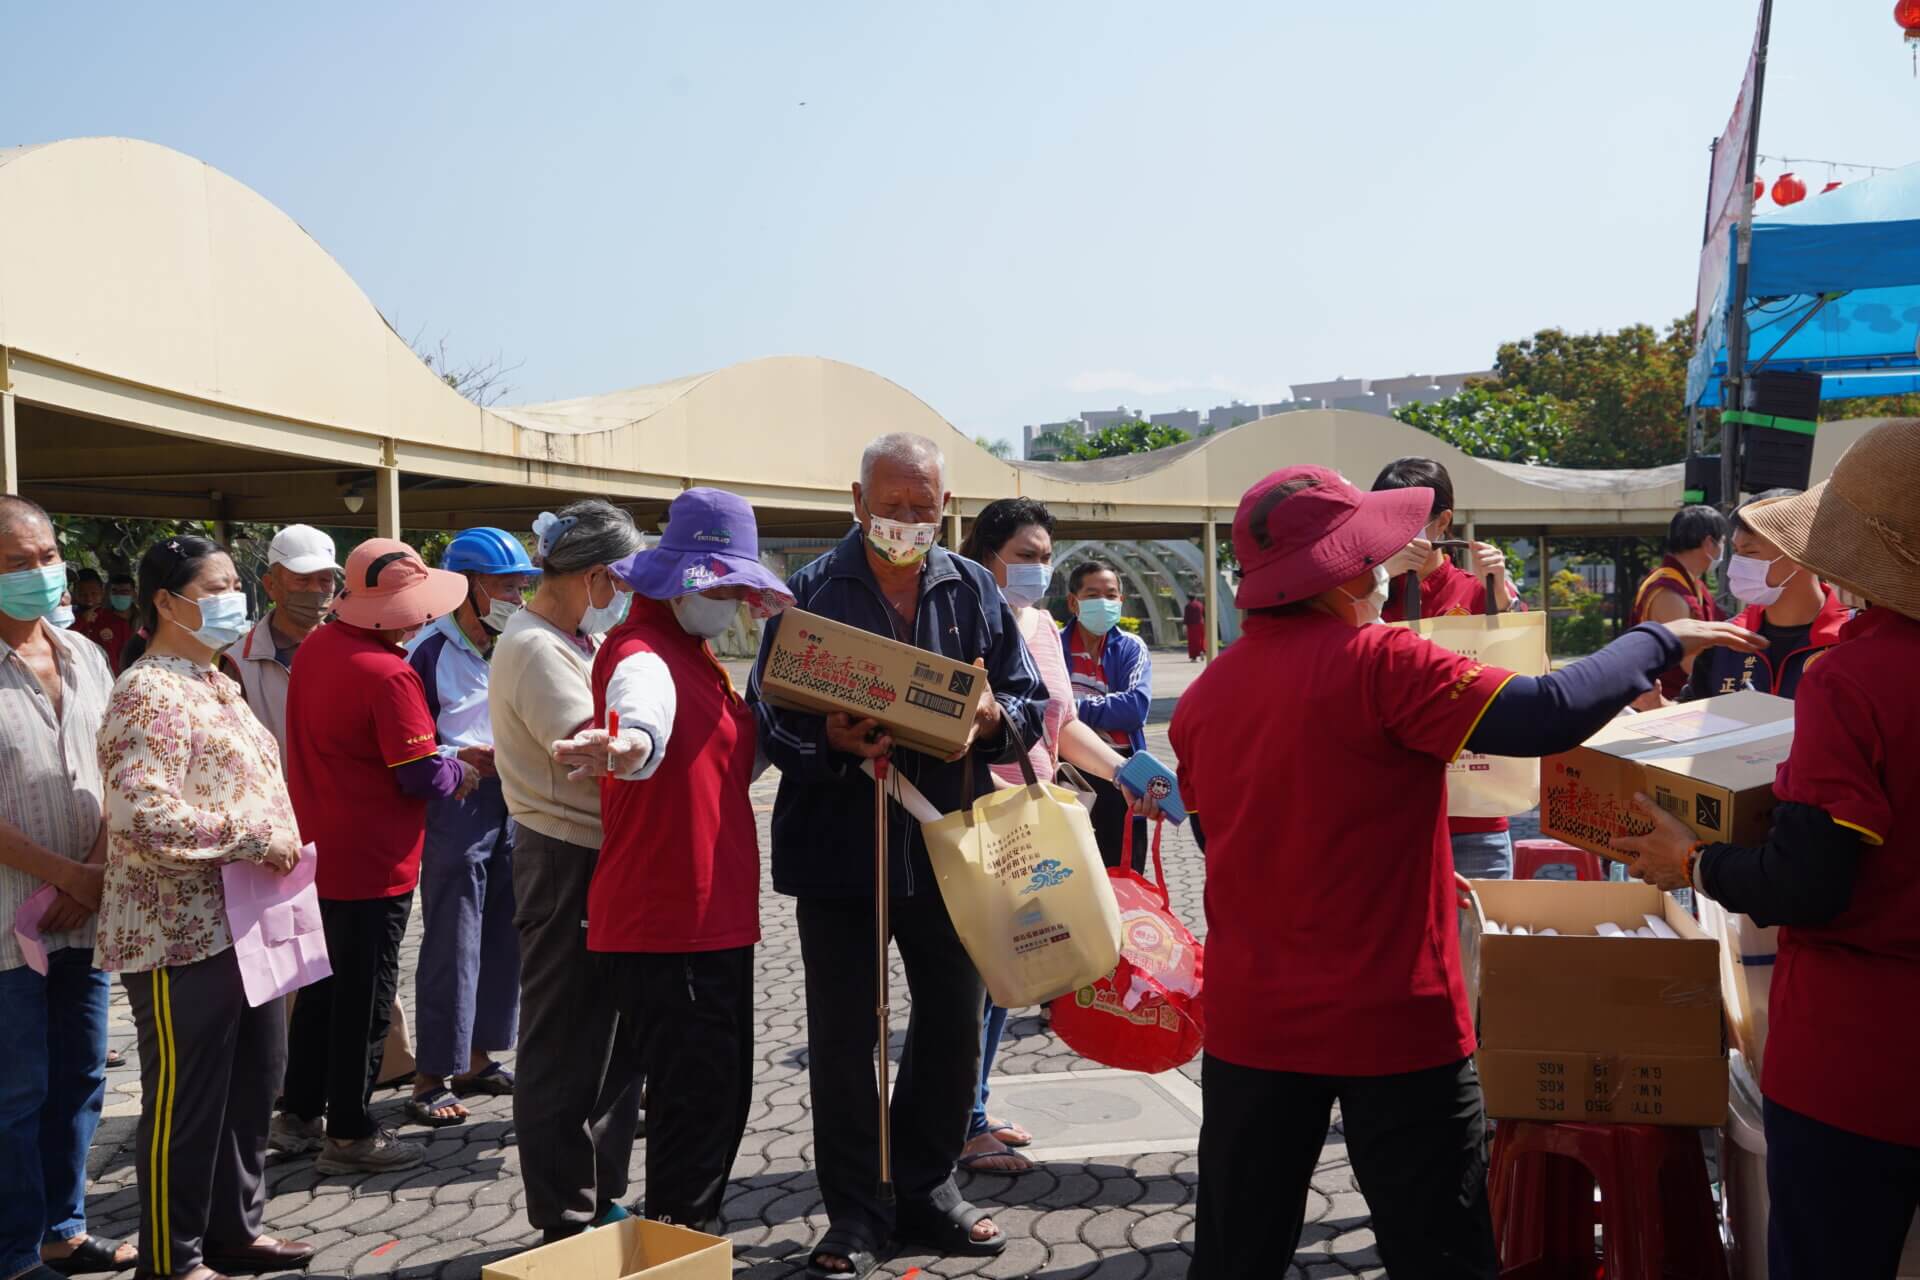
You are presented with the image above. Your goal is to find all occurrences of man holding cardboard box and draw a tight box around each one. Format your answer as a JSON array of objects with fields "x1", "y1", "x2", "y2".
[
  {"x1": 1172, "y1": 465, "x2": 1760, "y2": 1280},
  {"x1": 1615, "y1": 420, "x2": 1920, "y2": 1280},
  {"x1": 748, "y1": 433, "x2": 1046, "y2": 1279}
]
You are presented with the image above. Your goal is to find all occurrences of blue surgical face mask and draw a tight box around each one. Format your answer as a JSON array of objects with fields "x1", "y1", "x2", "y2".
[
  {"x1": 1000, "y1": 561, "x2": 1053, "y2": 610},
  {"x1": 174, "y1": 590, "x2": 251, "y2": 651},
  {"x1": 0, "y1": 564, "x2": 68, "y2": 622},
  {"x1": 108, "y1": 592, "x2": 135, "y2": 612},
  {"x1": 48, "y1": 603, "x2": 75, "y2": 630},
  {"x1": 1076, "y1": 596, "x2": 1124, "y2": 637}
]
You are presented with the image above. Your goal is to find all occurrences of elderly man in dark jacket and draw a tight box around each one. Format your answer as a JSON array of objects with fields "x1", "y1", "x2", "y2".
[{"x1": 749, "y1": 432, "x2": 1047, "y2": 1279}]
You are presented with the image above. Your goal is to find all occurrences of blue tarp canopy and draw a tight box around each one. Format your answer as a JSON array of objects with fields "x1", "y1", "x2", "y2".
[{"x1": 1688, "y1": 160, "x2": 1920, "y2": 408}]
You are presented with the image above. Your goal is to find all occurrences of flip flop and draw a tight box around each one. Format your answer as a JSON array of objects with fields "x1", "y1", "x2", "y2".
[
  {"x1": 453, "y1": 1062, "x2": 515, "y2": 1096},
  {"x1": 406, "y1": 1086, "x2": 469, "y2": 1127},
  {"x1": 42, "y1": 1236, "x2": 133, "y2": 1276},
  {"x1": 803, "y1": 1228, "x2": 881, "y2": 1279},
  {"x1": 957, "y1": 1146, "x2": 1034, "y2": 1175},
  {"x1": 986, "y1": 1119, "x2": 1033, "y2": 1148},
  {"x1": 895, "y1": 1199, "x2": 1006, "y2": 1258}
]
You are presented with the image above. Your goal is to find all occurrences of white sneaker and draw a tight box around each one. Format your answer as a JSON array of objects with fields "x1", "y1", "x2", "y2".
[
  {"x1": 315, "y1": 1128, "x2": 425, "y2": 1175},
  {"x1": 268, "y1": 1112, "x2": 325, "y2": 1155}
]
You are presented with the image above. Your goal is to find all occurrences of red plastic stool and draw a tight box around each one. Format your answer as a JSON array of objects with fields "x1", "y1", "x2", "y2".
[
  {"x1": 1489, "y1": 1120, "x2": 1727, "y2": 1279},
  {"x1": 1513, "y1": 839, "x2": 1606, "y2": 883}
]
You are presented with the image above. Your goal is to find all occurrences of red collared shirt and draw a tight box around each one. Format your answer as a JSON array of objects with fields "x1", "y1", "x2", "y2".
[
  {"x1": 1171, "y1": 610, "x2": 1516, "y2": 1076},
  {"x1": 284, "y1": 621, "x2": 439, "y2": 900},
  {"x1": 1762, "y1": 607, "x2": 1920, "y2": 1146}
]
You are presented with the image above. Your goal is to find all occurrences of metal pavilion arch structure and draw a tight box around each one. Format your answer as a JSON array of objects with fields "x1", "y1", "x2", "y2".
[{"x1": 0, "y1": 137, "x2": 1879, "y2": 657}]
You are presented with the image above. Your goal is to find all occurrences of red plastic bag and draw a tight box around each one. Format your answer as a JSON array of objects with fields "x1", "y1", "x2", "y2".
[{"x1": 1050, "y1": 819, "x2": 1205, "y2": 1073}]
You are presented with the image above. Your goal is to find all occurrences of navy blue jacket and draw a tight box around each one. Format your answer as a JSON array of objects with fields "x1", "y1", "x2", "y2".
[
  {"x1": 749, "y1": 529, "x2": 1049, "y2": 899},
  {"x1": 1060, "y1": 621, "x2": 1152, "y2": 755}
]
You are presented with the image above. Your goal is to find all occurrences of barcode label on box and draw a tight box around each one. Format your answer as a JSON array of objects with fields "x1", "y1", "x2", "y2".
[{"x1": 906, "y1": 686, "x2": 964, "y2": 719}]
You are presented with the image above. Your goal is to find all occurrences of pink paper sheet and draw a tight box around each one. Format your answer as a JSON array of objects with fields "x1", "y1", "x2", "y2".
[
  {"x1": 12, "y1": 884, "x2": 58, "y2": 976},
  {"x1": 221, "y1": 844, "x2": 330, "y2": 1007}
]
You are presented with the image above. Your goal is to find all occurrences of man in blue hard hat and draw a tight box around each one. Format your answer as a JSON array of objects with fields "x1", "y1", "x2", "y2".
[{"x1": 403, "y1": 527, "x2": 539, "y2": 1126}]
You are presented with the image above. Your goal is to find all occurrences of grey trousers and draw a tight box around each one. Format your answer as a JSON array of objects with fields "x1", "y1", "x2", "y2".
[
  {"x1": 123, "y1": 948, "x2": 286, "y2": 1277},
  {"x1": 511, "y1": 824, "x2": 643, "y2": 1236}
]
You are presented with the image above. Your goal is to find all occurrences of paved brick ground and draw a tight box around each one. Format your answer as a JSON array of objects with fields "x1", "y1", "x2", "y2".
[{"x1": 79, "y1": 657, "x2": 1402, "y2": 1279}]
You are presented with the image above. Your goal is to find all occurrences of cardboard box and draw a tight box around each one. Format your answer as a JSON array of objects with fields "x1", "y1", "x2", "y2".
[
  {"x1": 1539, "y1": 690, "x2": 1793, "y2": 863},
  {"x1": 1465, "y1": 879, "x2": 1726, "y2": 1127},
  {"x1": 759, "y1": 608, "x2": 991, "y2": 757},
  {"x1": 481, "y1": 1219, "x2": 730, "y2": 1280}
]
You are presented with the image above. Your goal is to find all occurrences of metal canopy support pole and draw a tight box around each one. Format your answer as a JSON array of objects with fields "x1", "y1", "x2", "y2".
[
  {"x1": 0, "y1": 390, "x2": 17, "y2": 497},
  {"x1": 1202, "y1": 516, "x2": 1220, "y2": 660},
  {"x1": 947, "y1": 509, "x2": 963, "y2": 551},
  {"x1": 377, "y1": 449, "x2": 402, "y2": 541},
  {"x1": 1722, "y1": 0, "x2": 1775, "y2": 511},
  {"x1": 1539, "y1": 529, "x2": 1552, "y2": 665}
]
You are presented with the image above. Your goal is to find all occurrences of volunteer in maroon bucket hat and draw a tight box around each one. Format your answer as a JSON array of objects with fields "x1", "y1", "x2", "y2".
[{"x1": 1174, "y1": 466, "x2": 1762, "y2": 1278}]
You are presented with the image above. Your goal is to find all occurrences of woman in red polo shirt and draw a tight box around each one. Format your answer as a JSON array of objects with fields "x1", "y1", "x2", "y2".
[
  {"x1": 552, "y1": 487, "x2": 793, "y2": 1233},
  {"x1": 1171, "y1": 466, "x2": 1760, "y2": 1279},
  {"x1": 1617, "y1": 420, "x2": 1920, "y2": 1280}
]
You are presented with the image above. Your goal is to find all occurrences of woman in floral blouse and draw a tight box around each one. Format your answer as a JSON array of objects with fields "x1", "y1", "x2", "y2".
[{"x1": 95, "y1": 536, "x2": 314, "y2": 1280}]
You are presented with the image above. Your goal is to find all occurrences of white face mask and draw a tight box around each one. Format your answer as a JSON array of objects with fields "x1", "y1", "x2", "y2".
[
  {"x1": 865, "y1": 514, "x2": 940, "y2": 567},
  {"x1": 672, "y1": 593, "x2": 739, "y2": 639},
  {"x1": 581, "y1": 576, "x2": 632, "y2": 636},
  {"x1": 1339, "y1": 565, "x2": 1390, "y2": 627},
  {"x1": 482, "y1": 594, "x2": 522, "y2": 634},
  {"x1": 1727, "y1": 553, "x2": 1792, "y2": 608}
]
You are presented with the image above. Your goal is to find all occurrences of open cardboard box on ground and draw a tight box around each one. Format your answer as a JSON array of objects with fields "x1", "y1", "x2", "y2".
[
  {"x1": 758, "y1": 608, "x2": 991, "y2": 758},
  {"x1": 1539, "y1": 690, "x2": 1793, "y2": 863},
  {"x1": 481, "y1": 1219, "x2": 730, "y2": 1280},
  {"x1": 1464, "y1": 879, "x2": 1726, "y2": 1127}
]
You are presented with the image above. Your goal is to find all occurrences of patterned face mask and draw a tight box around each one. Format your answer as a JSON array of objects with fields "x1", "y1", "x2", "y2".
[{"x1": 865, "y1": 514, "x2": 940, "y2": 567}]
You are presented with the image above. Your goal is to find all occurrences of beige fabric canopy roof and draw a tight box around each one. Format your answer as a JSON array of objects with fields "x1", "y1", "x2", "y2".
[{"x1": 0, "y1": 136, "x2": 1873, "y2": 548}]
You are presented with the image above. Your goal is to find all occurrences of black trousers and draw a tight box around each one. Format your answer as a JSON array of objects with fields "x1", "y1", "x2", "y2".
[
  {"x1": 796, "y1": 893, "x2": 986, "y2": 1252},
  {"x1": 512, "y1": 827, "x2": 644, "y2": 1237},
  {"x1": 1087, "y1": 760, "x2": 1147, "y2": 873},
  {"x1": 282, "y1": 894, "x2": 412, "y2": 1141},
  {"x1": 1193, "y1": 1052, "x2": 1499, "y2": 1280},
  {"x1": 1767, "y1": 1097, "x2": 1920, "y2": 1278},
  {"x1": 124, "y1": 949, "x2": 286, "y2": 1276},
  {"x1": 602, "y1": 946, "x2": 754, "y2": 1231}
]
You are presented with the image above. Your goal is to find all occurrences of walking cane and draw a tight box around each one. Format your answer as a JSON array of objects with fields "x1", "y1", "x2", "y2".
[{"x1": 872, "y1": 750, "x2": 895, "y2": 1207}]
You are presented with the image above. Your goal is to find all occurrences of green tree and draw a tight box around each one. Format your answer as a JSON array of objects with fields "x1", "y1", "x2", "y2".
[
  {"x1": 974, "y1": 434, "x2": 1014, "y2": 461},
  {"x1": 1486, "y1": 318, "x2": 1694, "y2": 469},
  {"x1": 1058, "y1": 420, "x2": 1192, "y2": 460},
  {"x1": 1392, "y1": 387, "x2": 1569, "y2": 465}
]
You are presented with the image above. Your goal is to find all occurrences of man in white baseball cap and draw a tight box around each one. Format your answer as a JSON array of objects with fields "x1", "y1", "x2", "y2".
[{"x1": 232, "y1": 525, "x2": 342, "y2": 754}]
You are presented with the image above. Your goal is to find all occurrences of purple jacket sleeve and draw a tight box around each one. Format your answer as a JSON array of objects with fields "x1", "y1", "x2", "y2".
[{"x1": 393, "y1": 753, "x2": 463, "y2": 799}]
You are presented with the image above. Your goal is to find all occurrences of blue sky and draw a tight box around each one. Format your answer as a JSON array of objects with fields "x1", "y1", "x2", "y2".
[{"x1": 4, "y1": 2, "x2": 1914, "y2": 448}]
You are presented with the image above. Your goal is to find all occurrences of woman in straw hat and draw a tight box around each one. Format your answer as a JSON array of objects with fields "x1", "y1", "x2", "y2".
[
  {"x1": 1171, "y1": 465, "x2": 1762, "y2": 1279},
  {"x1": 1618, "y1": 419, "x2": 1920, "y2": 1280}
]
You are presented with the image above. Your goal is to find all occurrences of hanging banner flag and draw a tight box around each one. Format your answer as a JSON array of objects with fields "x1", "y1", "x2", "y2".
[{"x1": 1694, "y1": 0, "x2": 1768, "y2": 352}]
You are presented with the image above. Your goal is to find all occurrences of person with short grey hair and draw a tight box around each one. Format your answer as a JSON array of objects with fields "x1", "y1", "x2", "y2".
[
  {"x1": 489, "y1": 499, "x2": 647, "y2": 1241},
  {"x1": 750, "y1": 435, "x2": 1048, "y2": 1277}
]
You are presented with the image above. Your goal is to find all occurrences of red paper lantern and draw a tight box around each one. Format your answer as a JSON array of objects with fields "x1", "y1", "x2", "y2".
[
  {"x1": 1898, "y1": 0, "x2": 1920, "y2": 36},
  {"x1": 1772, "y1": 172, "x2": 1807, "y2": 206},
  {"x1": 1823, "y1": 180, "x2": 1844, "y2": 193},
  {"x1": 1753, "y1": 177, "x2": 1765, "y2": 200}
]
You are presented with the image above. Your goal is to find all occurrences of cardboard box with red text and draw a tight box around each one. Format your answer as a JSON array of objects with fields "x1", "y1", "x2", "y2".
[
  {"x1": 481, "y1": 1219, "x2": 729, "y2": 1280},
  {"x1": 1540, "y1": 691, "x2": 1793, "y2": 863},
  {"x1": 1464, "y1": 879, "x2": 1726, "y2": 1127},
  {"x1": 759, "y1": 608, "x2": 991, "y2": 758}
]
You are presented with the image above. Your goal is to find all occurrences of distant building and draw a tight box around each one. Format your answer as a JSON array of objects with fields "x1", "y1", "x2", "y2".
[
  {"x1": 1023, "y1": 419, "x2": 1085, "y2": 461},
  {"x1": 1150, "y1": 409, "x2": 1201, "y2": 433},
  {"x1": 1204, "y1": 401, "x2": 1260, "y2": 433},
  {"x1": 1080, "y1": 405, "x2": 1141, "y2": 433}
]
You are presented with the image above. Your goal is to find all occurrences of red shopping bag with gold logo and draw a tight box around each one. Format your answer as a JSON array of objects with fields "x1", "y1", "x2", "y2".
[{"x1": 1050, "y1": 818, "x2": 1205, "y2": 1073}]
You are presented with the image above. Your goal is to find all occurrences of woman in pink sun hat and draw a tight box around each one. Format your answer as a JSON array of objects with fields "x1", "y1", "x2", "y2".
[{"x1": 1171, "y1": 465, "x2": 1763, "y2": 1279}]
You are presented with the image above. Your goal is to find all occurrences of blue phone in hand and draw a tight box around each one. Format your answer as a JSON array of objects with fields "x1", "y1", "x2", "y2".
[{"x1": 1117, "y1": 751, "x2": 1186, "y2": 824}]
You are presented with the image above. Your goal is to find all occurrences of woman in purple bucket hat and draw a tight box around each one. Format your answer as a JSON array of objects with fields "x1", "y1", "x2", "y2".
[{"x1": 552, "y1": 487, "x2": 791, "y2": 1232}]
